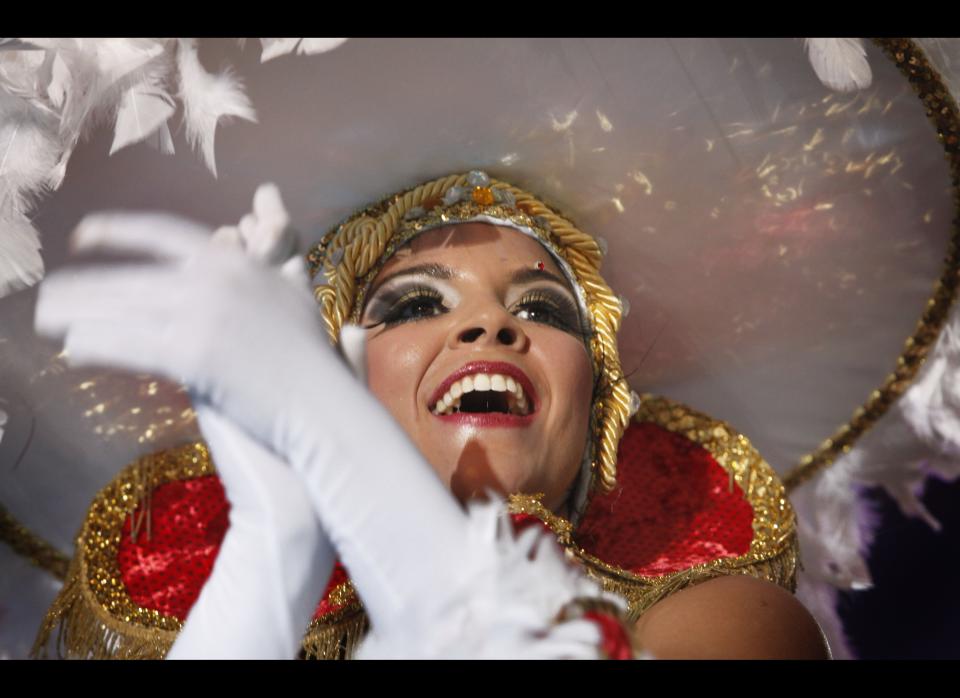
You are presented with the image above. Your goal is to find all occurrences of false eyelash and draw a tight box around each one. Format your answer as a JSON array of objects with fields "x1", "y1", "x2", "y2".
[
  {"x1": 513, "y1": 288, "x2": 588, "y2": 337},
  {"x1": 364, "y1": 284, "x2": 447, "y2": 329}
]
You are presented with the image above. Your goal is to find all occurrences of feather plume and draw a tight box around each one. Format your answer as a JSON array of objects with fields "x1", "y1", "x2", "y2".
[
  {"x1": 176, "y1": 38, "x2": 256, "y2": 177},
  {"x1": 0, "y1": 214, "x2": 43, "y2": 297},
  {"x1": 804, "y1": 38, "x2": 872, "y2": 92},
  {"x1": 259, "y1": 38, "x2": 347, "y2": 63},
  {"x1": 0, "y1": 405, "x2": 6, "y2": 446},
  {"x1": 110, "y1": 68, "x2": 176, "y2": 155},
  {"x1": 0, "y1": 92, "x2": 61, "y2": 215},
  {"x1": 357, "y1": 497, "x2": 623, "y2": 659}
]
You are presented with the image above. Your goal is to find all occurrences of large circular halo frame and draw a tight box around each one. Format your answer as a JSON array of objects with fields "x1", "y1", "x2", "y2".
[{"x1": 1, "y1": 38, "x2": 958, "y2": 658}]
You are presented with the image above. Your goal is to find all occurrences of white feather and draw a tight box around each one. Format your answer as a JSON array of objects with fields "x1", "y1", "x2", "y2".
[
  {"x1": 804, "y1": 38, "x2": 872, "y2": 92},
  {"x1": 793, "y1": 455, "x2": 874, "y2": 592},
  {"x1": 144, "y1": 121, "x2": 175, "y2": 155},
  {"x1": 176, "y1": 38, "x2": 256, "y2": 176},
  {"x1": 0, "y1": 405, "x2": 6, "y2": 446},
  {"x1": 0, "y1": 213, "x2": 43, "y2": 297},
  {"x1": 110, "y1": 72, "x2": 176, "y2": 155},
  {"x1": 356, "y1": 496, "x2": 624, "y2": 659},
  {"x1": 259, "y1": 38, "x2": 347, "y2": 63},
  {"x1": 0, "y1": 93, "x2": 61, "y2": 215}
]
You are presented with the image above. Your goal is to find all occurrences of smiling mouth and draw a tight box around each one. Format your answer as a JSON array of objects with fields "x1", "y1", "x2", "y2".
[{"x1": 431, "y1": 372, "x2": 532, "y2": 417}]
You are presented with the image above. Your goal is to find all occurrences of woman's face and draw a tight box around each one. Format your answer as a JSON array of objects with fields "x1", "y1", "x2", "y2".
[{"x1": 360, "y1": 223, "x2": 594, "y2": 511}]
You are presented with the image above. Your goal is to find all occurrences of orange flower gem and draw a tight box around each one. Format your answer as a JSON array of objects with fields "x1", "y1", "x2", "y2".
[{"x1": 471, "y1": 186, "x2": 495, "y2": 206}]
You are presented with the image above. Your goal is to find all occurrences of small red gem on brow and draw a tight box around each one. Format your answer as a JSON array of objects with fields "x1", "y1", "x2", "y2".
[{"x1": 536, "y1": 261, "x2": 545, "y2": 271}]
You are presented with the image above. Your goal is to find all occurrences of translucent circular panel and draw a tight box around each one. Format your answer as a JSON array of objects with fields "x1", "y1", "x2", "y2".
[{"x1": 0, "y1": 38, "x2": 953, "y2": 561}]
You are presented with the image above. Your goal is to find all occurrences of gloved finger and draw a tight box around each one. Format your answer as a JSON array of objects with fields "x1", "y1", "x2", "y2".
[
  {"x1": 279, "y1": 255, "x2": 309, "y2": 286},
  {"x1": 35, "y1": 267, "x2": 181, "y2": 338},
  {"x1": 71, "y1": 212, "x2": 211, "y2": 261},
  {"x1": 211, "y1": 225, "x2": 244, "y2": 250},
  {"x1": 252, "y1": 183, "x2": 290, "y2": 234},
  {"x1": 62, "y1": 319, "x2": 176, "y2": 376},
  {"x1": 237, "y1": 213, "x2": 258, "y2": 251},
  {"x1": 252, "y1": 184, "x2": 297, "y2": 263}
]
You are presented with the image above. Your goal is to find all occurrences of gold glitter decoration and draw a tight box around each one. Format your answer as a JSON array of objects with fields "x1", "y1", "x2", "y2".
[
  {"x1": 301, "y1": 606, "x2": 367, "y2": 660},
  {"x1": 0, "y1": 501, "x2": 69, "y2": 580},
  {"x1": 31, "y1": 440, "x2": 369, "y2": 660},
  {"x1": 784, "y1": 38, "x2": 960, "y2": 491},
  {"x1": 32, "y1": 442, "x2": 214, "y2": 659},
  {"x1": 509, "y1": 394, "x2": 798, "y2": 623},
  {"x1": 308, "y1": 172, "x2": 630, "y2": 495}
]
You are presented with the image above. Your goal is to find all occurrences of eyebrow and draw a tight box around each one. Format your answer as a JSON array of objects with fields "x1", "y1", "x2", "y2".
[
  {"x1": 368, "y1": 263, "x2": 455, "y2": 298},
  {"x1": 367, "y1": 262, "x2": 573, "y2": 300},
  {"x1": 509, "y1": 267, "x2": 570, "y2": 290}
]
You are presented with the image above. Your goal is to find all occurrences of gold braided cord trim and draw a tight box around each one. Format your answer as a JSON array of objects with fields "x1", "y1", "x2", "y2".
[
  {"x1": 301, "y1": 606, "x2": 368, "y2": 660},
  {"x1": 307, "y1": 173, "x2": 630, "y2": 494},
  {"x1": 784, "y1": 38, "x2": 960, "y2": 491},
  {"x1": 0, "y1": 501, "x2": 69, "y2": 581},
  {"x1": 32, "y1": 442, "x2": 216, "y2": 659},
  {"x1": 509, "y1": 394, "x2": 798, "y2": 623}
]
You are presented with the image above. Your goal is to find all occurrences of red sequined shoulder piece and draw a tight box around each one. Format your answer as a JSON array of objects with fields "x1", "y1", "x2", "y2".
[
  {"x1": 117, "y1": 475, "x2": 229, "y2": 620},
  {"x1": 575, "y1": 421, "x2": 755, "y2": 576},
  {"x1": 115, "y1": 472, "x2": 356, "y2": 625}
]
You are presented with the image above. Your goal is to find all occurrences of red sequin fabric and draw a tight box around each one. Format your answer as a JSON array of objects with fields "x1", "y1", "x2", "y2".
[
  {"x1": 575, "y1": 422, "x2": 754, "y2": 575},
  {"x1": 113, "y1": 420, "x2": 756, "y2": 629},
  {"x1": 117, "y1": 475, "x2": 229, "y2": 621}
]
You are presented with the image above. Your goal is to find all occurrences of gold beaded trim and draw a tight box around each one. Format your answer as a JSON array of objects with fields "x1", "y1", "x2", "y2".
[
  {"x1": 32, "y1": 442, "x2": 214, "y2": 658},
  {"x1": 301, "y1": 604, "x2": 367, "y2": 660},
  {"x1": 31, "y1": 442, "x2": 368, "y2": 659},
  {"x1": 307, "y1": 172, "x2": 630, "y2": 495},
  {"x1": 784, "y1": 38, "x2": 960, "y2": 490},
  {"x1": 509, "y1": 394, "x2": 798, "y2": 623}
]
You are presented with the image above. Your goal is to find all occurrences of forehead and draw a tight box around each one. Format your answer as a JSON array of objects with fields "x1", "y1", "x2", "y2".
[{"x1": 374, "y1": 222, "x2": 565, "y2": 280}]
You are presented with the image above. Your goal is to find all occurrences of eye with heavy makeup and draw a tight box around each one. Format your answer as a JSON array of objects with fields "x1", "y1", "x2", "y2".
[{"x1": 362, "y1": 277, "x2": 586, "y2": 337}]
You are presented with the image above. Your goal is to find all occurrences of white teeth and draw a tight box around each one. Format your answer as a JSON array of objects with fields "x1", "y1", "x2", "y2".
[{"x1": 432, "y1": 371, "x2": 533, "y2": 416}]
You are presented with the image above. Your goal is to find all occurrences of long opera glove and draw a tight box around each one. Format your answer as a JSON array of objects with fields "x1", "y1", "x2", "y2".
[
  {"x1": 167, "y1": 404, "x2": 335, "y2": 659},
  {"x1": 34, "y1": 211, "x2": 470, "y2": 633},
  {"x1": 34, "y1": 194, "x2": 615, "y2": 657}
]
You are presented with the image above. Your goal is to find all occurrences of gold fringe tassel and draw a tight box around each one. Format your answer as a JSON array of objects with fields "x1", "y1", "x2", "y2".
[{"x1": 31, "y1": 552, "x2": 175, "y2": 659}]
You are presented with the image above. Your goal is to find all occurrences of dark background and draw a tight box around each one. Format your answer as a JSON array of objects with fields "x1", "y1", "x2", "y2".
[{"x1": 839, "y1": 477, "x2": 960, "y2": 659}]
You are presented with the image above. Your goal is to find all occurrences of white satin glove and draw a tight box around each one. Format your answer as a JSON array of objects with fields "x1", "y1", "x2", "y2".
[
  {"x1": 35, "y1": 188, "x2": 620, "y2": 658},
  {"x1": 168, "y1": 404, "x2": 335, "y2": 659},
  {"x1": 164, "y1": 187, "x2": 335, "y2": 659},
  {"x1": 34, "y1": 203, "x2": 471, "y2": 632}
]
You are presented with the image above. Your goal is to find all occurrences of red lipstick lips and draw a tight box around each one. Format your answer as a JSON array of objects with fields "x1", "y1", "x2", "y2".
[{"x1": 428, "y1": 360, "x2": 538, "y2": 427}]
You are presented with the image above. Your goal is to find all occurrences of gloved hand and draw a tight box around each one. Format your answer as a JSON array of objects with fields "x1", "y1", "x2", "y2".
[
  {"x1": 34, "y1": 200, "x2": 471, "y2": 631},
  {"x1": 168, "y1": 404, "x2": 335, "y2": 659},
  {"x1": 168, "y1": 186, "x2": 336, "y2": 659},
  {"x1": 35, "y1": 187, "x2": 622, "y2": 659}
]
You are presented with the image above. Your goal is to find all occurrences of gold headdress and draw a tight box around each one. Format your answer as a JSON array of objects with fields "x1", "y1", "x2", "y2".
[{"x1": 306, "y1": 171, "x2": 633, "y2": 495}]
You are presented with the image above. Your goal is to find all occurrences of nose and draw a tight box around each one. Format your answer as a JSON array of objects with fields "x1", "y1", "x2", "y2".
[{"x1": 448, "y1": 308, "x2": 528, "y2": 352}]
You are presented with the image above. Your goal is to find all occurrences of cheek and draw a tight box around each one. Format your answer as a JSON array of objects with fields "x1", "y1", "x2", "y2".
[{"x1": 365, "y1": 331, "x2": 433, "y2": 422}]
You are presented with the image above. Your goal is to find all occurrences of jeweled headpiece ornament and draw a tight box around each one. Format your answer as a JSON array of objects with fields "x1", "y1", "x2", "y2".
[{"x1": 307, "y1": 171, "x2": 633, "y2": 495}]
